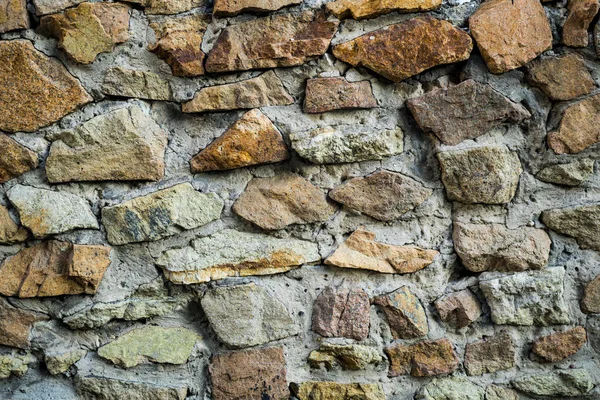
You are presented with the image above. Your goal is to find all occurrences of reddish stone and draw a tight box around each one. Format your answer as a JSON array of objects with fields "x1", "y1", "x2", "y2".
[
  {"x1": 385, "y1": 338, "x2": 459, "y2": 377},
  {"x1": 434, "y1": 289, "x2": 482, "y2": 328},
  {"x1": 532, "y1": 327, "x2": 587, "y2": 362},
  {"x1": 0, "y1": 133, "x2": 38, "y2": 184},
  {"x1": 373, "y1": 286, "x2": 428, "y2": 339},
  {"x1": 312, "y1": 286, "x2": 370, "y2": 341},
  {"x1": 464, "y1": 332, "x2": 515, "y2": 376},
  {"x1": 0, "y1": 297, "x2": 47, "y2": 349},
  {"x1": 563, "y1": 0, "x2": 599, "y2": 47},
  {"x1": 548, "y1": 93, "x2": 600, "y2": 154},
  {"x1": 527, "y1": 54, "x2": 595, "y2": 101},
  {"x1": 303, "y1": 77, "x2": 377, "y2": 114}
]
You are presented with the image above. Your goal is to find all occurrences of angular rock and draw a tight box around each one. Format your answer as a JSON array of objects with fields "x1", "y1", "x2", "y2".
[
  {"x1": 385, "y1": 339, "x2": 459, "y2": 377},
  {"x1": 0, "y1": 133, "x2": 38, "y2": 183},
  {"x1": 469, "y1": 0, "x2": 552, "y2": 74},
  {"x1": 541, "y1": 204, "x2": 600, "y2": 251},
  {"x1": 46, "y1": 106, "x2": 168, "y2": 183},
  {"x1": 479, "y1": 268, "x2": 571, "y2": 326},
  {"x1": 312, "y1": 286, "x2": 370, "y2": 341},
  {"x1": 205, "y1": 11, "x2": 338, "y2": 73},
  {"x1": 0, "y1": 0, "x2": 28, "y2": 33},
  {"x1": 102, "y1": 67, "x2": 172, "y2": 101},
  {"x1": 532, "y1": 326, "x2": 587, "y2": 362},
  {"x1": 32, "y1": 0, "x2": 84, "y2": 15},
  {"x1": 437, "y1": 146, "x2": 522, "y2": 204},
  {"x1": 290, "y1": 126, "x2": 403, "y2": 164},
  {"x1": 190, "y1": 109, "x2": 289, "y2": 173},
  {"x1": 0, "y1": 40, "x2": 92, "y2": 133},
  {"x1": 201, "y1": 283, "x2": 299, "y2": 348},
  {"x1": 329, "y1": 170, "x2": 432, "y2": 221},
  {"x1": 102, "y1": 183, "x2": 223, "y2": 245},
  {"x1": 453, "y1": 223, "x2": 551, "y2": 272},
  {"x1": 527, "y1": 54, "x2": 595, "y2": 101},
  {"x1": 327, "y1": 0, "x2": 442, "y2": 20},
  {"x1": 407, "y1": 80, "x2": 530, "y2": 146},
  {"x1": 303, "y1": 77, "x2": 377, "y2": 114},
  {"x1": 291, "y1": 382, "x2": 386, "y2": 400},
  {"x1": 511, "y1": 370, "x2": 593, "y2": 397},
  {"x1": 0, "y1": 297, "x2": 47, "y2": 349},
  {"x1": 157, "y1": 229, "x2": 320, "y2": 284},
  {"x1": 416, "y1": 378, "x2": 485, "y2": 400},
  {"x1": 45, "y1": 349, "x2": 86, "y2": 375},
  {"x1": 38, "y1": 2, "x2": 130, "y2": 64},
  {"x1": 332, "y1": 15, "x2": 472, "y2": 82},
  {"x1": 325, "y1": 228, "x2": 438, "y2": 274},
  {"x1": 563, "y1": 0, "x2": 599, "y2": 47},
  {"x1": 537, "y1": 159, "x2": 595, "y2": 186},
  {"x1": 76, "y1": 376, "x2": 188, "y2": 400},
  {"x1": 374, "y1": 286, "x2": 428, "y2": 339},
  {"x1": 464, "y1": 332, "x2": 515, "y2": 376},
  {"x1": 213, "y1": 0, "x2": 301, "y2": 16},
  {"x1": 0, "y1": 205, "x2": 28, "y2": 244},
  {"x1": 210, "y1": 347, "x2": 288, "y2": 400},
  {"x1": 582, "y1": 275, "x2": 600, "y2": 313},
  {"x1": 485, "y1": 386, "x2": 518, "y2": 400},
  {"x1": 0, "y1": 353, "x2": 32, "y2": 379},
  {"x1": 434, "y1": 289, "x2": 481, "y2": 328},
  {"x1": 0, "y1": 241, "x2": 111, "y2": 298},
  {"x1": 548, "y1": 93, "x2": 600, "y2": 154},
  {"x1": 232, "y1": 173, "x2": 336, "y2": 230},
  {"x1": 182, "y1": 71, "x2": 293, "y2": 113},
  {"x1": 308, "y1": 343, "x2": 382, "y2": 370},
  {"x1": 127, "y1": 0, "x2": 204, "y2": 15}
]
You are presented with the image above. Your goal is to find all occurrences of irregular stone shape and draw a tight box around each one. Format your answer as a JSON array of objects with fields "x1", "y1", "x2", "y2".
[
  {"x1": 416, "y1": 378, "x2": 485, "y2": 400},
  {"x1": 537, "y1": 159, "x2": 595, "y2": 186},
  {"x1": 308, "y1": 343, "x2": 382, "y2": 371},
  {"x1": 0, "y1": 353, "x2": 32, "y2": 379},
  {"x1": 303, "y1": 77, "x2": 377, "y2": 113},
  {"x1": 0, "y1": 205, "x2": 28, "y2": 244},
  {"x1": 0, "y1": 40, "x2": 92, "y2": 133},
  {"x1": 541, "y1": 204, "x2": 600, "y2": 251},
  {"x1": 407, "y1": 80, "x2": 530, "y2": 146},
  {"x1": 453, "y1": 223, "x2": 551, "y2": 273},
  {"x1": 532, "y1": 326, "x2": 587, "y2": 362},
  {"x1": 434, "y1": 289, "x2": 481, "y2": 328},
  {"x1": 201, "y1": 283, "x2": 299, "y2": 348},
  {"x1": 210, "y1": 347, "x2": 288, "y2": 400},
  {"x1": 38, "y1": 2, "x2": 130, "y2": 64},
  {"x1": 563, "y1": 0, "x2": 599, "y2": 47},
  {"x1": 464, "y1": 332, "x2": 515, "y2": 376},
  {"x1": 126, "y1": 0, "x2": 204, "y2": 15},
  {"x1": 485, "y1": 386, "x2": 518, "y2": 400},
  {"x1": 385, "y1": 339, "x2": 459, "y2": 377},
  {"x1": 596, "y1": 20, "x2": 600, "y2": 56},
  {"x1": 311, "y1": 286, "x2": 370, "y2": 341},
  {"x1": 479, "y1": 268, "x2": 571, "y2": 326},
  {"x1": 0, "y1": 297, "x2": 47, "y2": 349},
  {"x1": 32, "y1": 0, "x2": 84, "y2": 15},
  {"x1": 76, "y1": 376, "x2": 188, "y2": 400},
  {"x1": 327, "y1": 0, "x2": 441, "y2": 20},
  {"x1": 232, "y1": 173, "x2": 336, "y2": 230},
  {"x1": 332, "y1": 15, "x2": 472, "y2": 82},
  {"x1": 325, "y1": 228, "x2": 438, "y2": 274},
  {"x1": 511, "y1": 370, "x2": 593, "y2": 397},
  {"x1": 527, "y1": 54, "x2": 596, "y2": 101},
  {"x1": 582, "y1": 275, "x2": 600, "y2": 313},
  {"x1": 102, "y1": 67, "x2": 172, "y2": 101},
  {"x1": 547, "y1": 93, "x2": 600, "y2": 154},
  {"x1": 213, "y1": 0, "x2": 301, "y2": 16},
  {"x1": 0, "y1": 241, "x2": 111, "y2": 298},
  {"x1": 0, "y1": 133, "x2": 38, "y2": 184},
  {"x1": 98, "y1": 326, "x2": 200, "y2": 368},
  {"x1": 469, "y1": 0, "x2": 552, "y2": 74},
  {"x1": 437, "y1": 146, "x2": 522, "y2": 204},
  {"x1": 0, "y1": 0, "x2": 28, "y2": 33},
  {"x1": 373, "y1": 286, "x2": 428, "y2": 339},
  {"x1": 205, "y1": 11, "x2": 338, "y2": 73},
  {"x1": 157, "y1": 229, "x2": 320, "y2": 284},
  {"x1": 46, "y1": 106, "x2": 168, "y2": 183},
  {"x1": 290, "y1": 126, "x2": 403, "y2": 164},
  {"x1": 182, "y1": 70, "x2": 293, "y2": 113},
  {"x1": 291, "y1": 382, "x2": 386, "y2": 400},
  {"x1": 8, "y1": 185, "x2": 98, "y2": 238},
  {"x1": 329, "y1": 170, "x2": 432, "y2": 221},
  {"x1": 102, "y1": 183, "x2": 223, "y2": 245},
  {"x1": 190, "y1": 109, "x2": 289, "y2": 173},
  {"x1": 45, "y1": 349, "x2": 86, "y2": 375}
]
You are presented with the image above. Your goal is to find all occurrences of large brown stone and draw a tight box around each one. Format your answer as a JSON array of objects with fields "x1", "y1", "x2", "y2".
[
  {"x1": 385, "y1": 339, "x2": 459, "y2": 377},
  {"x1": 548, "y1": 93, "x2": 600, "y2": 154},
  {"x1": 469, "y1": 0, "x2": 552, "y2": 74},
  {"x1": 0, "y1": 298, "x2": 47, "y2": 349},
  {"x1": 0, "y1": 205, "x2": 28, "y2": 244},
  {"x1": 329, "y1": 170, "x2": 432, "y2": 221},
  {"x1": 291, "y1": 382, "x2": 386, "y2": 400},
  {"x1": 304, "y1": 77, "x2": 377, "y2": 114},
  {"x1": 312, "y1": 286, "x2": 370, "y2": 341},
  {"x1": 434, "y1": 289, "x2": 482, "y2": 328},
  {"x1": 0, "y1": 0, "x2": 28, "y2": 33},
  {"x1": 0, "y1": 40, "x2": 92, "y2": 133},
  {"x1": 0, "y1": 241, "x2": 111, "y2": 298},
  {"x1": 563, "y1": 0, "x2": 599, "y2": 47},
  {"x1": 190, "y1": 109, "x2": 289, "y2": 173},
  {"x1": 582, "y1": 275, "x2": 600, "y2": 313},
  {"x1": 0, "y1": 133, "x2": 38, "y2": 184},
  {"x1": 532, "y1": 326, "x2": 587, "y2": 362},
  {"x1": 373, "y1": 286, "x2": 429, "y2": 339},
  {"x1": 325, "y1": 228, "x2": 438, "y2": 274},
  {"x1": 407, "y1": 79, "x2": 530, "y2": 146},
  {"x1": 464, "y1": 332, "x2": 515, "y2": 376},
  {"x1": 213, "y1": 0, "x2": 301, "y2": 16},
  {"x1": 327, "y1": 0, "x2": 441, "y2": 20},
  {"x1": 527, "y1": 54, "x2": 595, "y2": 101},
  {"x1": 205, "y1": 11, "x2": 338, "y2": 73},
  {"x1": 332, "y1": 15, "x2": 472, "y2": 82}
]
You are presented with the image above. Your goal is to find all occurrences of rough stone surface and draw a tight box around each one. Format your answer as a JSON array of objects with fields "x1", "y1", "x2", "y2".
[
  {"x1": 0, "y1": 205, "x2": 28, "y2": 244},
  {"x1": 76, "y1": 376, "x2": 188, "y2": 400},
  {"x1": 527, "y1": 54, "x2": 595, "y2": 101},
  {"x1": 308, "y1": 343, "x2": 382, "y2": 371},
  {"x1": 0, "y1": 353, "x2": 32, "y2": 379},
  {"x1": 434, "y1": 289, "x2": 481, "y2": 328},
  {"x1": 312, "y1": 286, "x2": 370, "y2": 341},
  {"x1": 511, "y1": 370, "x2": 594, "y2": 397},
  {"x1": 303, "y1": 77, "x2": 377, "y2": 113},
  {"x1": 582, "y1": 275, "x2": 600, "y2": 313},
  {"x1": 385, "y1": 339, "x2": 459, "y2": 377},
  {"x1": 563, "y1": 0, "x2": 599, "y2": 47},
  {"x1": 32, "y1": 0, "x2": 84, "y2": 15},
  {"x1": 327, "y1": 0, "x2": 442, "y2": 20},
  {"x1": 291, "y1": 382, "x2": 386, "y2": 400},
  {"x1": 537, "y1": 159, "x2": 595, "y2": 186},
  {"x1": 45, "y1": 349, "x2": 86, "y2": 375},
  {"x1": 333, "y1": 15, "x2": 472, "y2": 82},
  {"x1": 484, "y1": 386, "x2": 518, "y2": 400},
  {"x1": 127, "y1": 0, "x2": 205, "y2": 15},
  {"x1": 532, "y1": 326, "x2": 587, "y2": 362},
  {"x1": 541, "y1": 204, "x2": 600, "y2": 251},
  {"x1": 548, "y1": 93, "x2": 600, "y2": 154},
  {"x1": 416, "y1": 377, "x2": 485, "y2": 400},
  {"x1": 0, "y1": 133, "x2": 38, "y2": 184},
  {"x1": 0, "y1": 0, "x2": 28, "y2": 33},
  {"x1": 213, "y1": 0, "x2": 301, "y2": 16},
  {"x1": 464, "y1": 332, "x2": 515, "y2": 376},
  {"x1": 0, "y1": 297, "x2": 46, "y2": 349},
  {"x1": 102, "y1": 67, "x2": 172, "y2": 101},
  {"x1": 373, "y1": 286, "x2": 429, "y2": 339}
]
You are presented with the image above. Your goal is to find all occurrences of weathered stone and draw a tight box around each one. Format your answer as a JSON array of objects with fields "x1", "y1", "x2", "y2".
[
  {"x1": 0, "y1": 241, "x2": 110, "y2": 298},
  {"x1": 76, "y1": 376, "x2": 188, "y2": 400},
  {"x1": 102, "y1": 183, "x2": 223, "y2": 245},
  {"x1": 0, "y1": 205, "x2": 28, "y2": 244},
  {"x1": 190, "y1": 109, "x2": 289, "y2": 173},
  {"x1": 541, "y1": 204, "x2": 600, "y2": 251},
  {"x1": 232, "y1": 173, "x2": 336, "y2": 230},
  {"x1": 183, "y1": 71, "x2": 293, "y2": 113},
  {"x1": 312, "y1": 286, "x2": 370, "y2": 341},
  {"x1": 511, "y1": 370, "x2": 593, "y2": 397},
  {"x1": 290, "y1": 126, "x2": 403, "y2": 164},
  {"x1": 532, "y1": 326, "x2": 587, "y2": 362},
  {"x1": 291, "y1": 382, "x2": 386, "y2": 400},
  {"x1": 157, "y1": 229, "x2": 320, "y2": 284},
  {"x1": 327, "y1": 0, "x2": 441, "y2": 20},
  {"x1": 407, "y1": 80, "x2": 530, "y2": 146},
  {"x1": 304, "y1": 77, "x2": 377, "y2": 113},
  {"x1": 385, "y1": 339, "x2": 459, "y2": 377},
  {"x1": 210, "y1": 347, "x2": 288, "y2": 400},
  {"x1": 213, "y1": 0, "x2": 301, "y2": 16},
  {"x1": 0, "y1": 40, "x2": 92, "y2": 133},
  {"x1": 102, "y1": 67, "x2": 172, "y2": 101},
  {"x1": 332, "y1": 15, "x2": 472, "y2": 82},
  {"x1": 479, "y1": 268, "x2": 571, "y2": 326},
  {"x1": 453, "y1": 223, "x2": 551, "y2": 272},
  {"x1": 126, "y1": 0, "x2": 204, "y2": 15},
  {"x1": 563, "y1": 0, "x2": 599, "y2": 47},
  {"x1": 329, "y1": 170, "x2": 432, "y2": 221},
  {"x1": 0, "y1": 353, "x2": 33, "y2": 379},
  {"x1": 374, "y1": 286, "x2": 428, "y2": 339},
  {"x1": 308, "y1": 343, "x2": 382, "y2": 371},
  {"x1": 548, "y1": 93, "x2": 600, "y2": 154},
  {"x1": 45, "y1": 349, "x2": 86, "y2": 375},
  {"x1": 32, "y1": 0, "x2": 84, "y2": 15},
  {"x1": 38, "y1": 2, "x2": 130, "y2": 64},
  {"x1": 464, "y1": 332, "x2": 515, "y2": 376},
  {"x1": 434, "y1": 289, "x2": 481, "y2": 328},
  {"x1": 527, "y1": 54, "x2": 596, "y2": 101},
  {"x1": 206, "y1": 11, "x2": 337, "y2": 73},
  {"x1": 582, "y1": 275, "x2": 600, "y2": 313},
  {"x1": 596, "y1": 20, "x2": 600, "y2": 56},
  {"x1": 437, "y1": 146, "x2": 522, "y2": 204},
  {"x1": 0, "y1": 133, "x2": 38, "y2": 184},
  {"x1": 201, "y1": 283, "x2": 299, "y2": 348},
  {"x1": 537, "y1": 159, "x2": 595, "y2": 186},
  {"x1": 325, "y1": 228, "x2": 438, "y2": 274},
  {"x1": 0, "y1": 0, "x2": 28, "y2": 33},
  {"x1": 484, "y1": 386, "x2": 518, "y2": 400},
  {"x1": 0, "y1": 297, "x2": 47, "y2": 349},
  {"x1": 46, "y1": 106, "x2": 168, "y2": 183},
  {"x1": 416, "y1": 378, "x2": 485, "y2": 400},
  {"x1": 469, "y1": 0, "x2": 552, "y2": 74}
]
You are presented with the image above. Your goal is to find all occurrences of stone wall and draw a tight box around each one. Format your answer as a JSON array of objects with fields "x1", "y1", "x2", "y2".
[{"x1": 0, "y1": 0, "x2": 599, "y2": 399}]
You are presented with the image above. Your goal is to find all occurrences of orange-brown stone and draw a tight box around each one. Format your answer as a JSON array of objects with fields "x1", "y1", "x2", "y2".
[
  {"x1": 0, "y1": 205, "x2": 28, "y2": 244},
  {"x1": 213, "y1": 0, "x2": 301, "y2": 16},
  {"x1": 548, "y1": 93, "x2": 600, "y2": 154},
  {"x1": 582, "y1": 275, "x2": 600, "y2": 313},
  {"x1": 0, "y1": 0, "x2": 28, "y2": 33},
  {"x1": 303, "y1": 77, "x2": 377, "y2": 114},
  {"x1": 0, "y1": 297, "x2": 47, "y2": 349},
  {"x1": 0, "y1": 133, "x2": 38, "y2": 183},
  {"x1": 532, "y1": 327, "x2": 587, "y2": 362},
  {"x1": 563, "y1": 0, "x2": 599, "y2": 47},
  {"x1": 327, "y1": 0, "x2": 442, "y2": 20},
  {"x1": 385, "y1": 339, "x2": 459, "y2": 377},
  {"x1": 527, "y1": 53, "x2": 596, "y2": 101}
]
